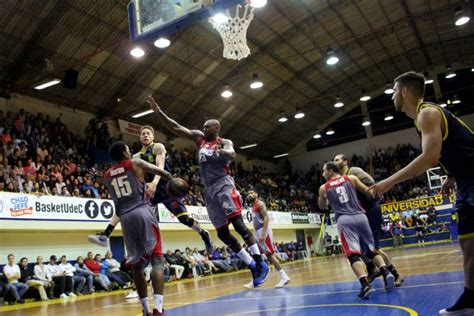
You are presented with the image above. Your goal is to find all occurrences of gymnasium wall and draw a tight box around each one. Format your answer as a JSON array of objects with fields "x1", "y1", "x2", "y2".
[
  {"x1": 289, "y1": 112, "x2": 474, "y2": 172},
  {"x1": 0, "y1": 227, "x2": 309, "y2": 265}
]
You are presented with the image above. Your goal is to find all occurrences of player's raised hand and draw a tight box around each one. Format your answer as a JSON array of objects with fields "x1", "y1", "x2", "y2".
[
  {"x1": 147, "y1": 95, "x2": 160, "y2": 112},
  {"x1": 369, "y1": 178, "x2": 395, "y2": 197},
  {"x1": 439, "y1": 176, "x2": 455, "y2": 196}
]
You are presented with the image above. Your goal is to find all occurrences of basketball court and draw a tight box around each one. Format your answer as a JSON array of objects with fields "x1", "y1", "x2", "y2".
[
  {"x1": 0, "y1": 0, "x2": 472, "y2": 315},
  {"x1": 0, "y1": 243, "x2": 463, "y2": 315}
]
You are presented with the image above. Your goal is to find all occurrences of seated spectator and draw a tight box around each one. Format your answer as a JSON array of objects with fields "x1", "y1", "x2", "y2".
[
  {"x1": 193, "y1": 248, "x2": 218, "y2": 274},
  {"x1": 46, "y1": 255, "x2": 74, "y2": 299},
  {"x1": 84, "y1": 252, "x2": 117, "y2": 291},
  {"x1": 0, "y1": 272, "x2": 21, "y2": 304},
  {"x1": 164, "y1": 250, "x2": 185, "y2": 280},
  {"x1": 18, "y1": 257, "x2": 48, "y2": 301},
  {"x1": 57, "y1": 255, "x2": 85, "y2": 296},
  {"x1": 210, "y1": 248, "x2": 231, "y2": 272},
  {"x1": 103, "y1": 251, "x2": 132, "y2": 288},
  {"x1": 182, "y1": 247, "x2": 206, "y2": 277},
  {"x1": 74, "y1": 256, "x2": 94, "y2": 294},
  {"x1": 2, "y1": 254, "x2": 28, "y2": 304},
  {"x1": 33, "y1": 256, "x2": 55, "y2": 299}
]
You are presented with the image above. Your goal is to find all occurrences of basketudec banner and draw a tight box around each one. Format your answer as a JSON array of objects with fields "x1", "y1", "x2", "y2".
[{"x1": 0, "y1": 192, "x2": 115, "y2": 222}]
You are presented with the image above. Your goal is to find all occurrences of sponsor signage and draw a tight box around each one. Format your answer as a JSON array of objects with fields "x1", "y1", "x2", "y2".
[
  {"x1": 308, "y1": 213, "x2": 321, "y2": 225},
  {"x1": 117, "y1": 119, "x2": 143, "y2": 137},
  {"x1": 0, "y1": 192, "x2": 115, "y2": 221},
  {"x1": 291, "y1": 212, "x2": 309, "y2": 224},
  {"x1": 380, "y1": 195, "x2": 454, "y2": 214}
]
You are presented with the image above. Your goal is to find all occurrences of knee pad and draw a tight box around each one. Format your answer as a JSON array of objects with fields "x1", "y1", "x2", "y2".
[
  {"x1": 348, "y1": 254, "x2": 361, "y2": 265},
  {"x1": 217, "y1": 226, "x2": 239, "y2": 249},
  {"x1": 230, "y1": 216, "x2": 252, "y2": 240},
  {"x1": 177, "y1": 213, "x2": 194, "y2": 228},
  {"x1": 151, "y1": 256, "x2": 165, "y2": 271},
  {"x1": 365, "y1": 250, "x2": 378, "y2": 260}
]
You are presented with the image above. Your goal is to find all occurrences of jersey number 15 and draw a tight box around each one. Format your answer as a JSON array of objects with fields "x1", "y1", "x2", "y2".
[{"x1": 111, "y1": 176, "x2": 132, "y2": 198}]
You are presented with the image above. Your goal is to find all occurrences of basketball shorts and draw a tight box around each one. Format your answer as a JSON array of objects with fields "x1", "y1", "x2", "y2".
[
  {"x1": 151, "y1": 182, "x2": 187, "y2": 218},
  {"x1": 256, "y1": 227, "x2": 275, "y2": 256},
  {"x1": 456, "y1": 178, "x2": 474, "y2": 239},
  {"x1": 337, "y1": 213, "x2": 376, "y2": 257},
  {"x1": 365, "y1": 202, "x2": 383, "y2": 249},
  {"x1": 203, "y1": 176, "x2": 242, "y2": 228},
  {"x1": 121, "y1": 205, "x2": 162, "y2": 267}
]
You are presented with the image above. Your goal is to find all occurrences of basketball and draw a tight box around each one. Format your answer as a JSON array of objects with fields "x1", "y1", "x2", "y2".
[{"x1": 166, "y1": 177, "x2": 189, "y2": 199}]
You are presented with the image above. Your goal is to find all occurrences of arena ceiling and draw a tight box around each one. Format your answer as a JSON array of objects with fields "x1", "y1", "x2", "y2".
[{"x1": 0, "y1": 0, "x2": 473, "y2": 160}]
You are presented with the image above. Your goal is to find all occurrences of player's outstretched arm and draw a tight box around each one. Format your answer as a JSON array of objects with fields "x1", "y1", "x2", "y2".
[
  {"x1": 132, "y1": 158, "x2": 172, "y2": 181},
  {"x1": 370, "y1": 107, "x2": 442, "y2": 197},
  {"x1": 147, "y1": 96, "x2": 204, "y2": 142},
  {"x1": 318, "y1": 185, "x2": 328, "y2": 209}
]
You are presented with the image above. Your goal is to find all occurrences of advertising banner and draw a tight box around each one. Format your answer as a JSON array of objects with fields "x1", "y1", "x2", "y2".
[
  {"x1": 380, "y1": 195, "x2": 454, "y2": 214},
  {"x1": 0, "y1": 192, "x2": 115, "y2": 222}
]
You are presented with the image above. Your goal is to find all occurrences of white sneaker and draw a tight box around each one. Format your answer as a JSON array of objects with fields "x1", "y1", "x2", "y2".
[
  {"x1": 60, "y1": 293, "x2": 68, "y2": 299},
  {"x1": 275, "y1": 277, "x2": 290, "y2": 288},
  {"x1": 88, "y1": 234, "x2": 108, "y2": 247},
  {"x1": 68, "y1": 293, "x2": 77, "y2": 298},
  {"x1": 243, "y1": 281, "x2": 254, "y2": 289},
  {"x1": 126, "y1": 290, "x2": 139, "y2": 299}
]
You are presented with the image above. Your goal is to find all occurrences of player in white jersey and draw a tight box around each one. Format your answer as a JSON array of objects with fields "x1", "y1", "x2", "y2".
[{"x1": 244, "y1": 190, "x2": 290, "y2": 289}]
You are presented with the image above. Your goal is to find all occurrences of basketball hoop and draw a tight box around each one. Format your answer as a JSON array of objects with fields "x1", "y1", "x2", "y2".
[{"x1": 209, "y1": 3, "x2": 254, "y2": 60}]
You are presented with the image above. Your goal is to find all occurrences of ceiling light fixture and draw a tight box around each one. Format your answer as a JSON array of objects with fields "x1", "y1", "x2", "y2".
[
  {"x1": 34, "y1": 78, "x2": 61, "y2": 90},
  {"x1": 445, "y1": 66, "x2": 456, "y2": 79},
  {"x1": 384, "y1": 83, "x2": 394, "y2": 94},
  {"x1": 221, "y1": 84, "x2": 233, "y2": 98},
  {"x1": 154, "y1": 37, "x2": 171, "y2": 48},
  {"x1": 278, "y1": 111, "x2": 288, "y2": 123},
  {"x1": 452, "y1": 95, "x2": 461, "y2": 104},
  {"x1": 250, "y1": 73, "x2": 263, "y2": 89},
  {"x1": 326, "y1": 48, "x2": 339, "y2": 65},
  {"x1": 334, "y1": 96, "x2": 344, "y2": 108},
  {"x1": 362, "y1": 116, "x2": 371, "y2": 126},
  {"x1": 132, "y1": 109, "x2": 154, "y2": 118},
  {"x1": 240, "y1": 143, "x2": 258, "y2": 149},
  {"x1": 326, "y1": 128, "x2": 335, "y2": 135},
  {"x1": 130, "y1": 46, "x2": 145, "y2": 58},
  {"x1": 313, "y1": 130, "x2": 322, "y2": 139},
  {"x1": 455, "y1": 7, "x2": 470, "y2": 26},
  {"x1": 294, "y1": 108, "x2": 305, "y2": 119},
  {"x1": 360, "y1": 89, "x2": 371, "y2": 101},
  {"x1": 273, "y1": 153, "x2": 289, "y2": 158},
  {"x1": 424, "y1": 71, "x2": 434, "y2": 84},
  {"x1": 250, "y1": 0, "x2": 267, "y2": 8}
]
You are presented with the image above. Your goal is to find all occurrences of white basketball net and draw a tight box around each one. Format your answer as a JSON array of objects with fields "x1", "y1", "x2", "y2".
[{"x1": 209, "y1": 4, "x2": 254, "y2": 60}]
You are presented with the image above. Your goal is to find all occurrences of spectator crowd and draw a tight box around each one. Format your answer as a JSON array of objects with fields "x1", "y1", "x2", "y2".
[
  {"x1": 1, "y1": 108, "x2": 439, "y2": 213},
  {"x1": 0, "y1": 241, "x2": 305, "y2": 305}
]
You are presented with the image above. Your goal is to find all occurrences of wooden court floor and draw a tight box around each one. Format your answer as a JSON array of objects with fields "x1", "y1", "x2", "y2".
[{"x1": 0, "y1": 242, "x2": 463, "y2": 315}]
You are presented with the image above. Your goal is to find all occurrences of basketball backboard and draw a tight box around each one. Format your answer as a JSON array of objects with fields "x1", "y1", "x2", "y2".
[
  {"x1": 426, "y1": 167, "x2": 447, "y2": 190},
  {"x1": 128, "y1": 0, "x2": 244, "y2": 42}
]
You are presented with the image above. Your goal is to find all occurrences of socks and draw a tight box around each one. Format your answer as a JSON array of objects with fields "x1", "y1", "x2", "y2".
[
  {"x1": 104, "y1": 224, "x2": 115, "y2": 237},
  {"x1": 359, "y1": 275, "x2": 369, "y2": 287},
  {"x1": 237, "y1": 249, "x2": 254, "y2": 266},
  {"x1": 388, "y1": 265, "x2": 400, "y2": 278},
  {"x1": 278, "y1": 269, "x2": 288, "y2": 280},
  {"x1": 140, "y1": 297, "x2": 150, "y2": 315},
  {"x1": 154, "y1": 294, "x2": 163, "y2": 313},
  {"x1": 248, "y1": 244, "x2": 261, "y2": 256}
]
